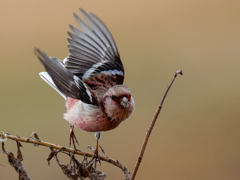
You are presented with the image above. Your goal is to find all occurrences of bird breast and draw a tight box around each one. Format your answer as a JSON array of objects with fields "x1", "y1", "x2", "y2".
[{"x1": 64, "y1": 97, "x2": 124, "y2": 132}]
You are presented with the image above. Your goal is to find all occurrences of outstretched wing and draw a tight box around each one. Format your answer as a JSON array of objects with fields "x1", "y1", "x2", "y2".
[
  {"x1": 35, "y1": 48, "x2": 93, "y2": 104},
  {"x1": 64, "y1": 8, "x2": 124, "y2": 86}
]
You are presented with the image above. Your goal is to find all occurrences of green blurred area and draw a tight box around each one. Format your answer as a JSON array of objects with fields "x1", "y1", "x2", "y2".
[{"x1": 1, "y1": 0, "x2": 240, "y2": 179}]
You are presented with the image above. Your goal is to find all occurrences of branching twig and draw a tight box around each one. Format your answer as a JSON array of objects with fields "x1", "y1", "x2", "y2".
[
  {"x1": 1, "y1": 70, "x2": 182, "y2": 180},
  {"x1": 131, "y1": 70, "x2": 183, "y2": 180},
  {"x1": 0, "y1": 132, "x2": 131, "y2": 180}
]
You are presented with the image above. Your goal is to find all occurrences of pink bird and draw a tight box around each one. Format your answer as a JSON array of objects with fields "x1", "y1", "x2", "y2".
[{"x1": 34, "y1": 8, "x2": 135, "y2": 155}]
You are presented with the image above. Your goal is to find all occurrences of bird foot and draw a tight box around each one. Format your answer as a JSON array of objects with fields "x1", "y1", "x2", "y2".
[
  {"x1": 87, "y1": 145, "x2": 101, "y2": 165},
  {"x1": 69, "y1": 125, "x2": 79, "y2": 151}
]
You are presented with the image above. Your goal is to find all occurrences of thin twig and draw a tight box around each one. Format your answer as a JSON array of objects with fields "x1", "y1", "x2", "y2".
[
  {"x1": 0, "y1": 132, "x2": 131, "y2": 180},
  {"x1": 131, "y1": 70, "x2": 183, "y2": 180}
]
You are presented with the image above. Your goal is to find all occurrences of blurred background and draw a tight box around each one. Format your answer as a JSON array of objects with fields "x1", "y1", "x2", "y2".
[{"x1": 1, "y1": 0, "x2": 240, "y2": 179}]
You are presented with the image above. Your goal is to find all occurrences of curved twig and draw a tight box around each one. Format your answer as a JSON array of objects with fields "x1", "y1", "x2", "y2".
[{"x1": 131, "y1": 70, "x2": 183, "y2": 180}]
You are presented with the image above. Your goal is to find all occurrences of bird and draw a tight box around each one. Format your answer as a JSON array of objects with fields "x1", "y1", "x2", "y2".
[{"x1": 34, "y1": 8, "x2": 135, "y2": 156}]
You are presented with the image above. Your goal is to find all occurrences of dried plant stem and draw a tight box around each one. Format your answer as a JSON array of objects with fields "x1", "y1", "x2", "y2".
[
  {"x1": 1, "y1": 132, "x2": 131, "y2": 180},
  {"x1": 131, "y1": 70, "x2": 183, "y2": 180}
]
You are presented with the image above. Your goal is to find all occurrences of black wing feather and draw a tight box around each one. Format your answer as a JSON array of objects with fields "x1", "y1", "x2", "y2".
[
  {"x1": 35, "y1": 48, "x2": 92, "y2": 104},
  {"x1": 64, "y1": 8, "x2": 124, "y2": 84}
]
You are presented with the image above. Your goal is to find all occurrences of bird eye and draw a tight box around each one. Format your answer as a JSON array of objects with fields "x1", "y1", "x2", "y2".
[{"x1": 111, "y1": 95, "x2": 116, "y2": 100}]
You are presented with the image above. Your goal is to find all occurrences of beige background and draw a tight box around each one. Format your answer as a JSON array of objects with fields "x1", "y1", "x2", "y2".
[{"x1": 1, "y1": 0, "x2": 240, "y2": 179}]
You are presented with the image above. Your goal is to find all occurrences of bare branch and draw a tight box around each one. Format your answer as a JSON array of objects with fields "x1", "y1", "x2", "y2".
[
  {"x1": 0, "y1": 132, "x2": 131, "y2": 180},
  {"x1": 131, "y1": 70, "x2": 183, "y2": 180},
  {"x1": 1, "y1": 70, "x2": 182, "y2": 180}
]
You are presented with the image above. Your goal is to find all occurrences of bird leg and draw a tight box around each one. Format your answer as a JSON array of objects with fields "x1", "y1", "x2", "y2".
[
  {"x1": 69, "y1": 124, "x2": 79, "y2": 150},
  {"x1": 89, "y1": 132, "x2": 101, "y2": 167},
  {"x1": 94, "y1": 131, "x2": 100, "y2": 157}
]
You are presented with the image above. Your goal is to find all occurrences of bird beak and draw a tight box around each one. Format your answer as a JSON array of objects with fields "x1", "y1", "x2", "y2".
[{"x1": 120, "y1": 97, "x2": 129, "y2": 108}]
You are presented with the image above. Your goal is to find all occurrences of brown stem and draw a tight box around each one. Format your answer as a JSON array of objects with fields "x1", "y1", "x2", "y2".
[
  {"x1": 131, "y1": 70, "x2": 183, "y2": 180},
  {"x1": 0, "y1": 132, "x2": 131, "y2": 180}
]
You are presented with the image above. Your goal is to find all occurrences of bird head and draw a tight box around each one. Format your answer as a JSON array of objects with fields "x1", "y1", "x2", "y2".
[{"x1": 103, "y1": 85, "x2": 135, "y2": 121}]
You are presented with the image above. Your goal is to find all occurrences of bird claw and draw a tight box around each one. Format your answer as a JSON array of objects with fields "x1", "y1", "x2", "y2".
[
  {"x1": 92, "y1": 150, "x2": 101, "y2": 167},
  {"x1": 69, "y1": 125, "x2": 79, "y2": 150},
  {"x1": 87, "y1": 145, "x2": 101, "y2": 165}
]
